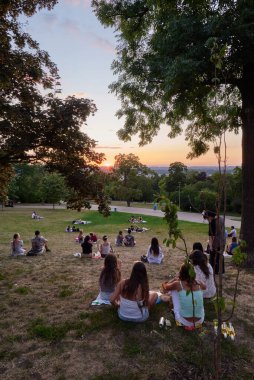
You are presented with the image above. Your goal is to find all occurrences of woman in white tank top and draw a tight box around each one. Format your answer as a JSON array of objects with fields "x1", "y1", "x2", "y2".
[{"x1": 110, "y1": 261, "x2": 158, "y2": 322}]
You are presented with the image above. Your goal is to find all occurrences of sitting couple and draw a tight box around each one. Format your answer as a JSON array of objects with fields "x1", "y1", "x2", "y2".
[
  {"x1": 11, "y1": 231, "x2": 51, "y2": 256},
  {"x1": 95, "y1": 258, "x2": 158, "y2": 322}
]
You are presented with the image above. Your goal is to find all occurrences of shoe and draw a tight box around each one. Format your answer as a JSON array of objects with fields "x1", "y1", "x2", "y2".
[{"x1": 46, "y1": 249, "x2": 51, "y2": 252}]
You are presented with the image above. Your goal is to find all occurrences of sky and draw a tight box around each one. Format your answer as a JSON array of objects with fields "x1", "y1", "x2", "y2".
[{"x1": 24, "y1": 0, "x2": 242, "y2": 167}]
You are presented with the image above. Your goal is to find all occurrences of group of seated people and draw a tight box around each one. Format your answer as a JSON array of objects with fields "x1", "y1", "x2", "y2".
[
  {"x1": 31, "y1": 211, "x2": 43, "y2": 220},
  {"x1": 115, "y1": 229, "x2": 136, "y2": 247},
  {"x1": 75, "y1": 230, "x2": 97, "y2": 244},
  {"x1": 93, "y1": 241, "x2": 216, "y2": 328},
  {"x1": 128, "y1": 216, "x2": 145, "y2": 223},
  {"x1": 66, "y1": 225, "x2": 80, "y2": 232},
  {"x1": 11, "y1": 230, "x2": 51, "y2": 256}
]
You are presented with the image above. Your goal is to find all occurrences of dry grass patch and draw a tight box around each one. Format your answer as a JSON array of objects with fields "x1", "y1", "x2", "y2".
[{"x1": 0, "y1": 208, "x2": 253, "y2": 379}]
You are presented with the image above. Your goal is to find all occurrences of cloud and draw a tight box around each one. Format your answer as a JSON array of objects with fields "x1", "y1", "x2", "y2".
[
  {"x1": 61, "y1": 18, "x2": 82, "y2": 36},
  {"x1": 87, "y1": 32, "x2": 115, "y2": 53},
  {"x1": 59, "y1": 18, "x2": 114, "y2": 53},
  {"x1": 64, "y1": 0, "x2": 90, "y2": 7},
  {"x1": 41, "y1": 13, "x2": 58, "y2": 28},
  {"x1": 96, "y1": 146, "x2": 121, "y2": 149}
]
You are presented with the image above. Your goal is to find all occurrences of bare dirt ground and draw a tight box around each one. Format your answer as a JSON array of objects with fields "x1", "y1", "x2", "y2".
[{"x1": 0, "y1": 208, "x2": 253, "y2": 379}]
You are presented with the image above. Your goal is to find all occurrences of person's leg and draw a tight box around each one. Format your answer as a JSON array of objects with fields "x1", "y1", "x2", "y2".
[{"x1": 148, "y1": 291, "x2": 158, "y2": 309}]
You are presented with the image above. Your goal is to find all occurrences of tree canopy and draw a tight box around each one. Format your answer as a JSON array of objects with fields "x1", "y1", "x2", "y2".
[
  {"x1": 0, "y1": 0, "x2": 109, "y2": 214},
  {"x1": 110, "y1": 153, "x2": 152, "y2": 206},
  {"x1": 93, "y1": 0, "x2": 254, "y2": 263}
]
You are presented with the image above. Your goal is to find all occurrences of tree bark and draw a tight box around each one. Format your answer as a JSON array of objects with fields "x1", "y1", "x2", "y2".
[{"x1": 239, "y1": 64, "x2": 254, "y2": 266}]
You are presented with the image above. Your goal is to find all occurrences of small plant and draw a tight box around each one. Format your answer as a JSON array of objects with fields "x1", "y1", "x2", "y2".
[
  {"x1": 29, "y1": 319, "x2": 69, "y2": 341},
  {"x1": 123, "y1": 342, "x2": 142, "y2": 357},
  {"x1": 58, "y1": 285, "x2": 73, "y2": 298},
  {"x1": 14, "y1": 286, "x2": 30, "y2": 295}
]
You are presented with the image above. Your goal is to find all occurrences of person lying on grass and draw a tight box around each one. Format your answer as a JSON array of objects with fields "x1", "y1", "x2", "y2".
[
  {"x1": 110, "y1": 261, "x2": 158, "y2": 322},
  {"x1": 161, "y1": 262, "x2": 206, "y2": 329}
]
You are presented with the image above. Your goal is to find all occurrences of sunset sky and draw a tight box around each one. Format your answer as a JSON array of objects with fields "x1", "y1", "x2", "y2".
[{"x1": 26, "y1": 0, "x2": 242, "y2": 167}]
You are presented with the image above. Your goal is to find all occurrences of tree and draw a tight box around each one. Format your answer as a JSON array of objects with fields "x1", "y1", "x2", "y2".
[
  {"x1": 111, "y1": 153, "x2": 151, "y2": 206},
  {"x1": 159, "y1": 162, "x2": 187, "y2": 198},
  {"x1": 40, "y1": 172, "x2": 68, "y2": 208},
  {"x1": 93, "y1": 0, "x2": 254, "y2": 263},
  {"x1": 0, "y1": 1, "x2": 108, "y2": 214},
  {"x1": 8, "y1": 164, "x2": 45, "y2": 203}
]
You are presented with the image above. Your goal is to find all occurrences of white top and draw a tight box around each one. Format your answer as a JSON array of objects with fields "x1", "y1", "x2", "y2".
[
  {"x1": 100, "y1": 242, "x2": 112, "y2": 256},
  {"x1": 146, "y1": 246, "x2": 164, "y2": 264},
  {"x1": 118, "y1": 296, "x2": 148, "y2": 320},
  {"x1": 11, "y1": 240, "x2": 26, "y2": 256},
  {"x1": 229, "y1": 228, "x2": 237, "y2": 237},
  {"x1": 194, "y1": 264, "x2": 216, "y2": 298}
]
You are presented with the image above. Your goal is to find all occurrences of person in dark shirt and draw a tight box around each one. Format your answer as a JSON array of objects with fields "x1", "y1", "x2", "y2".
[{"x1": 81, "y1": 235, "x2": 93, "y2": 257}]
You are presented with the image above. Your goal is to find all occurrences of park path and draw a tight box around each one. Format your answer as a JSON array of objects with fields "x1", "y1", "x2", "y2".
[
  {"x1": 90, "y1": 204, "x2": 241, "y2": 229},
  {"x1": 13, "y1": 203, "x2": 241, "y2": 229}
]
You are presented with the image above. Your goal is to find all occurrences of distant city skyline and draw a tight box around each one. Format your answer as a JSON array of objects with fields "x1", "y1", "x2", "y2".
[{"x1": 26, "y1": 0, "x2": 242, "y2": 167}]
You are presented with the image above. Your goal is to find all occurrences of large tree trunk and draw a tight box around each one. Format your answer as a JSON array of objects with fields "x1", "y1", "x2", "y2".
[{"x1": 239, "y1": 64, "x2": 254, "y2": 266}]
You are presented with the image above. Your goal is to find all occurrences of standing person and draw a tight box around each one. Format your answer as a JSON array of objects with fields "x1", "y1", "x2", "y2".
[
  {"x1": 110, "y1": 261, "x2": 158, "y2": 322},
  {"x1": 11, "y1": 233, "x2": 26, "y2": 256},
  {"x1": 189, "y1": 250, "x2": 216, "y2": 298},
  {"x1": 99, "y1": 235, "x2": 113, "y2": 258},
  {"x1": 161, "y1": 262, "x2": 206, "y2": 329},
  {"x1": 115, "y1": 231, "x2": 124, "y2": 246},
  {"x1": 204, "y1": 211, "x2": 225, "y2": 274},
  {"x1": 26, "y1": 230, "x2": 50, "y2": 256},
  {"x1": 81, "y1": 235, "x2": 93, "y2": 257},
  {"x1": 141, "y1": 237, "x2": 164, "y2": 264},
  {"x1": 96, "y1": 254, "x2": 121, "y2": 301}
]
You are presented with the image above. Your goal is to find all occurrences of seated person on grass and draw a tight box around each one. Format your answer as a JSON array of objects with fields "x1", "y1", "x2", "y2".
[
  {"x1": 94, "y1": 254, "x2": 122, "y2": 302},
  {"x1": 161, "y1": 262, "x2": 206, "y2": 330},
  {"x1": 124, "y1": 229, "x2": 136, "y2": 247},
  {"x1": 226, "y1": 237, "x2": 238, "y2": 255},
  {"x1": 11, "y1": 233, "x2": 26, "y2": 256},
  {"x1": 81, "y1": 235, "x2": 93, "y2": 257},
  {"x1": 115, "y1": 231, "x2": 124, "y2": 246},
  {"x1": 141, "y1": 237, "x2": 164, "y2": 264},
  {"x1": 99, "y1": 235, "x2": 114, "y2": 258},
  {"x1": 110, "y1": 261, "x2": 158, "y2": 322},
  {"x1": 90, "y1": 232, "x2": 98, "y2": 243},
  {"x1": 26, "y1": 230, "x2": 50, "y2": 256}
]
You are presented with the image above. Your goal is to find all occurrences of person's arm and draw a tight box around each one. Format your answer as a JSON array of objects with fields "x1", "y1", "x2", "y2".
[
  {"x1": 110, "y1": 280, "x2": 124, "y2": 307},
  {"x1": 160, "y1": 247, "x2": 164, "y2": 260},
  {"x1": 197, "y1": 281, "x2": 206, "y2": 291},
  {"x1": 161, "y1": 280, "x2": 179, "y2": 293}
]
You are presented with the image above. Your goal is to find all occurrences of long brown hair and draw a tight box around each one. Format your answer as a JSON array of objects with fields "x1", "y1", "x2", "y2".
[
  {"x1": 179, "y1": 262, "x2": 197, "y2": 287},
  {"x1": 150, "y1": 237, "x2": 160, "y2": 256},
  {"x1": 122, "y1": 262, "x2": 149, "y2": 305},
  {"x1": 191, "y1": 250, "x2": 210, "y2": 278},
  {"x1": 99, "y1": 254, "x2": 121, "y2": 289}
]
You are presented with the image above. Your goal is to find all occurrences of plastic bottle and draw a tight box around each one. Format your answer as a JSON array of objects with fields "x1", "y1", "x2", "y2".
[{"x1": 159, "y1": 317, "x2": 165, "y2": 328}]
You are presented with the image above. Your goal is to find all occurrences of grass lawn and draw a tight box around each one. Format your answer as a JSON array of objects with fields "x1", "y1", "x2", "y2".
[{"x1": 0, "y1": 207, "x2": 253, "y2": 379}]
